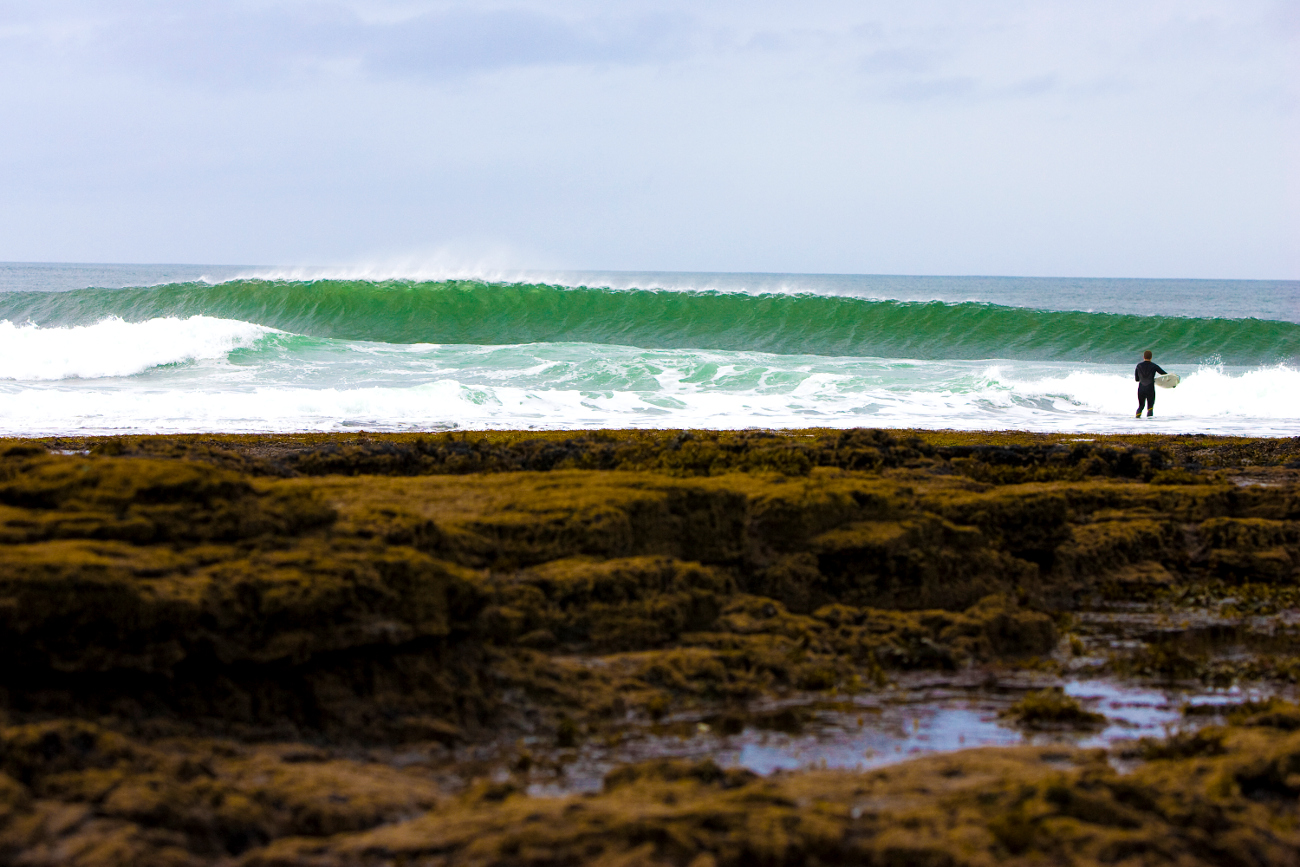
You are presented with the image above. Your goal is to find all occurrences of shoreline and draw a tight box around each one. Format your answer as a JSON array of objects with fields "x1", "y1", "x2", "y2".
[
  {"x1": 5, "y1": 426, "x2": 1298, "y2": 478},
  {"x1": 6, "y1": 424, "x2": 1298, "y2": 449}
]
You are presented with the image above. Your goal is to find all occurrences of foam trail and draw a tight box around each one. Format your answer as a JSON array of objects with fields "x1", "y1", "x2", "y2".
[
  {"x1": 997, "y1": 364, "x2": 1300, "y2": 419},
  {"x1": 0, "y1": 316, "x2": 274, "y2": 381},
  {"x1": 2, "y1": 365, "x2": 1298, "y2": 436}
]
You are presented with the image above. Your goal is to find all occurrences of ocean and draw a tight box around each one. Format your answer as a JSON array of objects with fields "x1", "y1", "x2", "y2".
[{"x1": 0, "y1": 262, "x2": 1297, "y2": 437}]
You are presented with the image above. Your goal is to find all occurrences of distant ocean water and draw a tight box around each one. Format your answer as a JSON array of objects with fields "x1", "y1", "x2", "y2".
[{"x1": 0, "y1": 262, "x2": 1297, "y2": 436}]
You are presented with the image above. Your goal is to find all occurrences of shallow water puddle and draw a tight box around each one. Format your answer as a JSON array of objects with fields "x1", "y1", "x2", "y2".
[{"x1": 518, "y1": 678, "x2": 1276, "y2": 796}]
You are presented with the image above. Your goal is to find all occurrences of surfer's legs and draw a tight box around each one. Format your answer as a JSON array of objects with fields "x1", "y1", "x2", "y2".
[{"x1": 1137, "y1": 386, "x2": 1155, "y2": 417}]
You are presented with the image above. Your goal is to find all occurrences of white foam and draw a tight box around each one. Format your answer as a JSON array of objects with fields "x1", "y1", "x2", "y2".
[
  {"x1": 0, "y1": 316, "x2": 274, "y2": 381},
  {"x1": 2, "y1": 366, "x2": 1298, "y2": 436},
  {"x1": 0, "y1": 325, "x2": 1296, "y2": 434},
  {"x1": 996, "y1": 363, "x2": 1300, "y2": 419}
]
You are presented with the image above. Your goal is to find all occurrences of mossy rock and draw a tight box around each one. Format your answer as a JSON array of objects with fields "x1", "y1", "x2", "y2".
[
  {"x1": 810, "y1": 517, "x2": 1035, "y2": 611},
  {"x1": 1000, "y1": 688, "x2": 1107, "y2": 730},
  {"x1": 484, "y1": 556, "x2": 733, "y2": 651}
]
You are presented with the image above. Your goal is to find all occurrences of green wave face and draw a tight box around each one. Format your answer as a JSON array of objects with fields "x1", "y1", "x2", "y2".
[{"x1": 1, "y1": 279, "x2": 1295, "y2": 365}]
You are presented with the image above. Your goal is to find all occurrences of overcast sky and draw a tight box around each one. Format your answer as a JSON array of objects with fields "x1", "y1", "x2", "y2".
[{"x1": 0, "y1": 1, "x2": 1296, "y2": 278}]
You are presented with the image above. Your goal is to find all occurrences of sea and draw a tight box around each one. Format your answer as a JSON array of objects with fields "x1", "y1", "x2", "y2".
[{"x1": 0, "y1": 262, "x2": 1297, "y2": 437}]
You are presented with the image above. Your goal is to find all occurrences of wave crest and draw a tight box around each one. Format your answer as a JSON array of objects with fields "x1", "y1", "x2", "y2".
[
  {"x1": 0, "y1": 316, "x2": 274, "y2": 381},
  {"x1": 1, "y1": 280, "x2": 1296, "y2": 365}
]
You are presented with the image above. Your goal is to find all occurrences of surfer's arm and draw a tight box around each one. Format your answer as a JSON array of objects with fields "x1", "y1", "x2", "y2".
[{"x1": 1155, "y1": 364, "x2": 1167, "y2": 375}]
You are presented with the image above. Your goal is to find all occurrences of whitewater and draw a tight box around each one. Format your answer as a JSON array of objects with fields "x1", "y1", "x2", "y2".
[{"x1": 0, "y1": 263, "x2": 1297, "y2": 436}]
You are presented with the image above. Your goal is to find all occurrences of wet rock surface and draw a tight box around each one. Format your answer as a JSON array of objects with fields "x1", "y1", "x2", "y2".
[{"x1": 1, "y1": 428, "x2": 1299, "y2": 865}]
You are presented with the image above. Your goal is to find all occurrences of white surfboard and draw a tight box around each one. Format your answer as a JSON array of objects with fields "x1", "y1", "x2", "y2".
[{"x1": 1155, "y1": 373, "x2": 1180, "y2": 389}]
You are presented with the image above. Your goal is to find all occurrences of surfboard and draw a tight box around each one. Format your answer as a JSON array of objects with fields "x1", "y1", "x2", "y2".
[{"x1": 1155, "y1": 373, "x2": 1180, "y2": 389}]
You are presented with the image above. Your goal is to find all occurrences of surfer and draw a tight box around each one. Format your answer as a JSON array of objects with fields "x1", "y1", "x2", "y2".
[{"x1": 1134, "y1": 350, "x2": 1167, "y2": 418}]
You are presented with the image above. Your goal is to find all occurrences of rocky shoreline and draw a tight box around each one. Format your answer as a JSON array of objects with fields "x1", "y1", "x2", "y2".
[{"x1": 2, "y1": 428, "x2": 1299, "y2": 865}]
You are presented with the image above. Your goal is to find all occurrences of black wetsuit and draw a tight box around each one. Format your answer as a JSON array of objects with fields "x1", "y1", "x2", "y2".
[{"x1": 1135, "y1": 359, "x2": 1167, "y2": 416}]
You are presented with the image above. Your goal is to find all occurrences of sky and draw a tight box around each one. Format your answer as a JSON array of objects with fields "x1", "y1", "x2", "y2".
[{"x1": 0, "y1": 0, "x2": 1296, "y2": 279}]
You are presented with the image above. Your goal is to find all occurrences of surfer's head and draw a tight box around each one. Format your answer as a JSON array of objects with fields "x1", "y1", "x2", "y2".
[{"x1": 1143, "y1": 350, "x2": 1153, "y2": 360}]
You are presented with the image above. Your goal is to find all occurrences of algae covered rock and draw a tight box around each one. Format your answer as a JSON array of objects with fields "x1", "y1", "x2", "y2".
[
  {"x1": 235, "y1": 729, "x2": 1300, "y2": 867},
  {"x1": 0, "y1": 431, "x2": 1298, "y2": 865},
  {"x1": 0, "y1": 539, "x2": 482, "y2": 673},
  {"x1": 999, "y1": 688, "x2": 1107, "y2": 730},
  {"x1": 810, "y1": 516, "x2": 1034, "y2": 610},
  {"x1": 0, "y1": 454, "x2": 333, "y2": 544},
  {"x1": 0, "y1": 720, "x2": 441, "y2": 862},
  {"x1": 1, "y1": 437, "x2": 1286, "y2": 742},
  {"x1": 1198, "y1": 517, "x2": 1300, "y2": 584},
  {"x1": 0, "y1": 454, "x2": 497, "y2": 740},
  {"x1": 483, "y1": 556, "x2": 733, "y2": 651}
]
